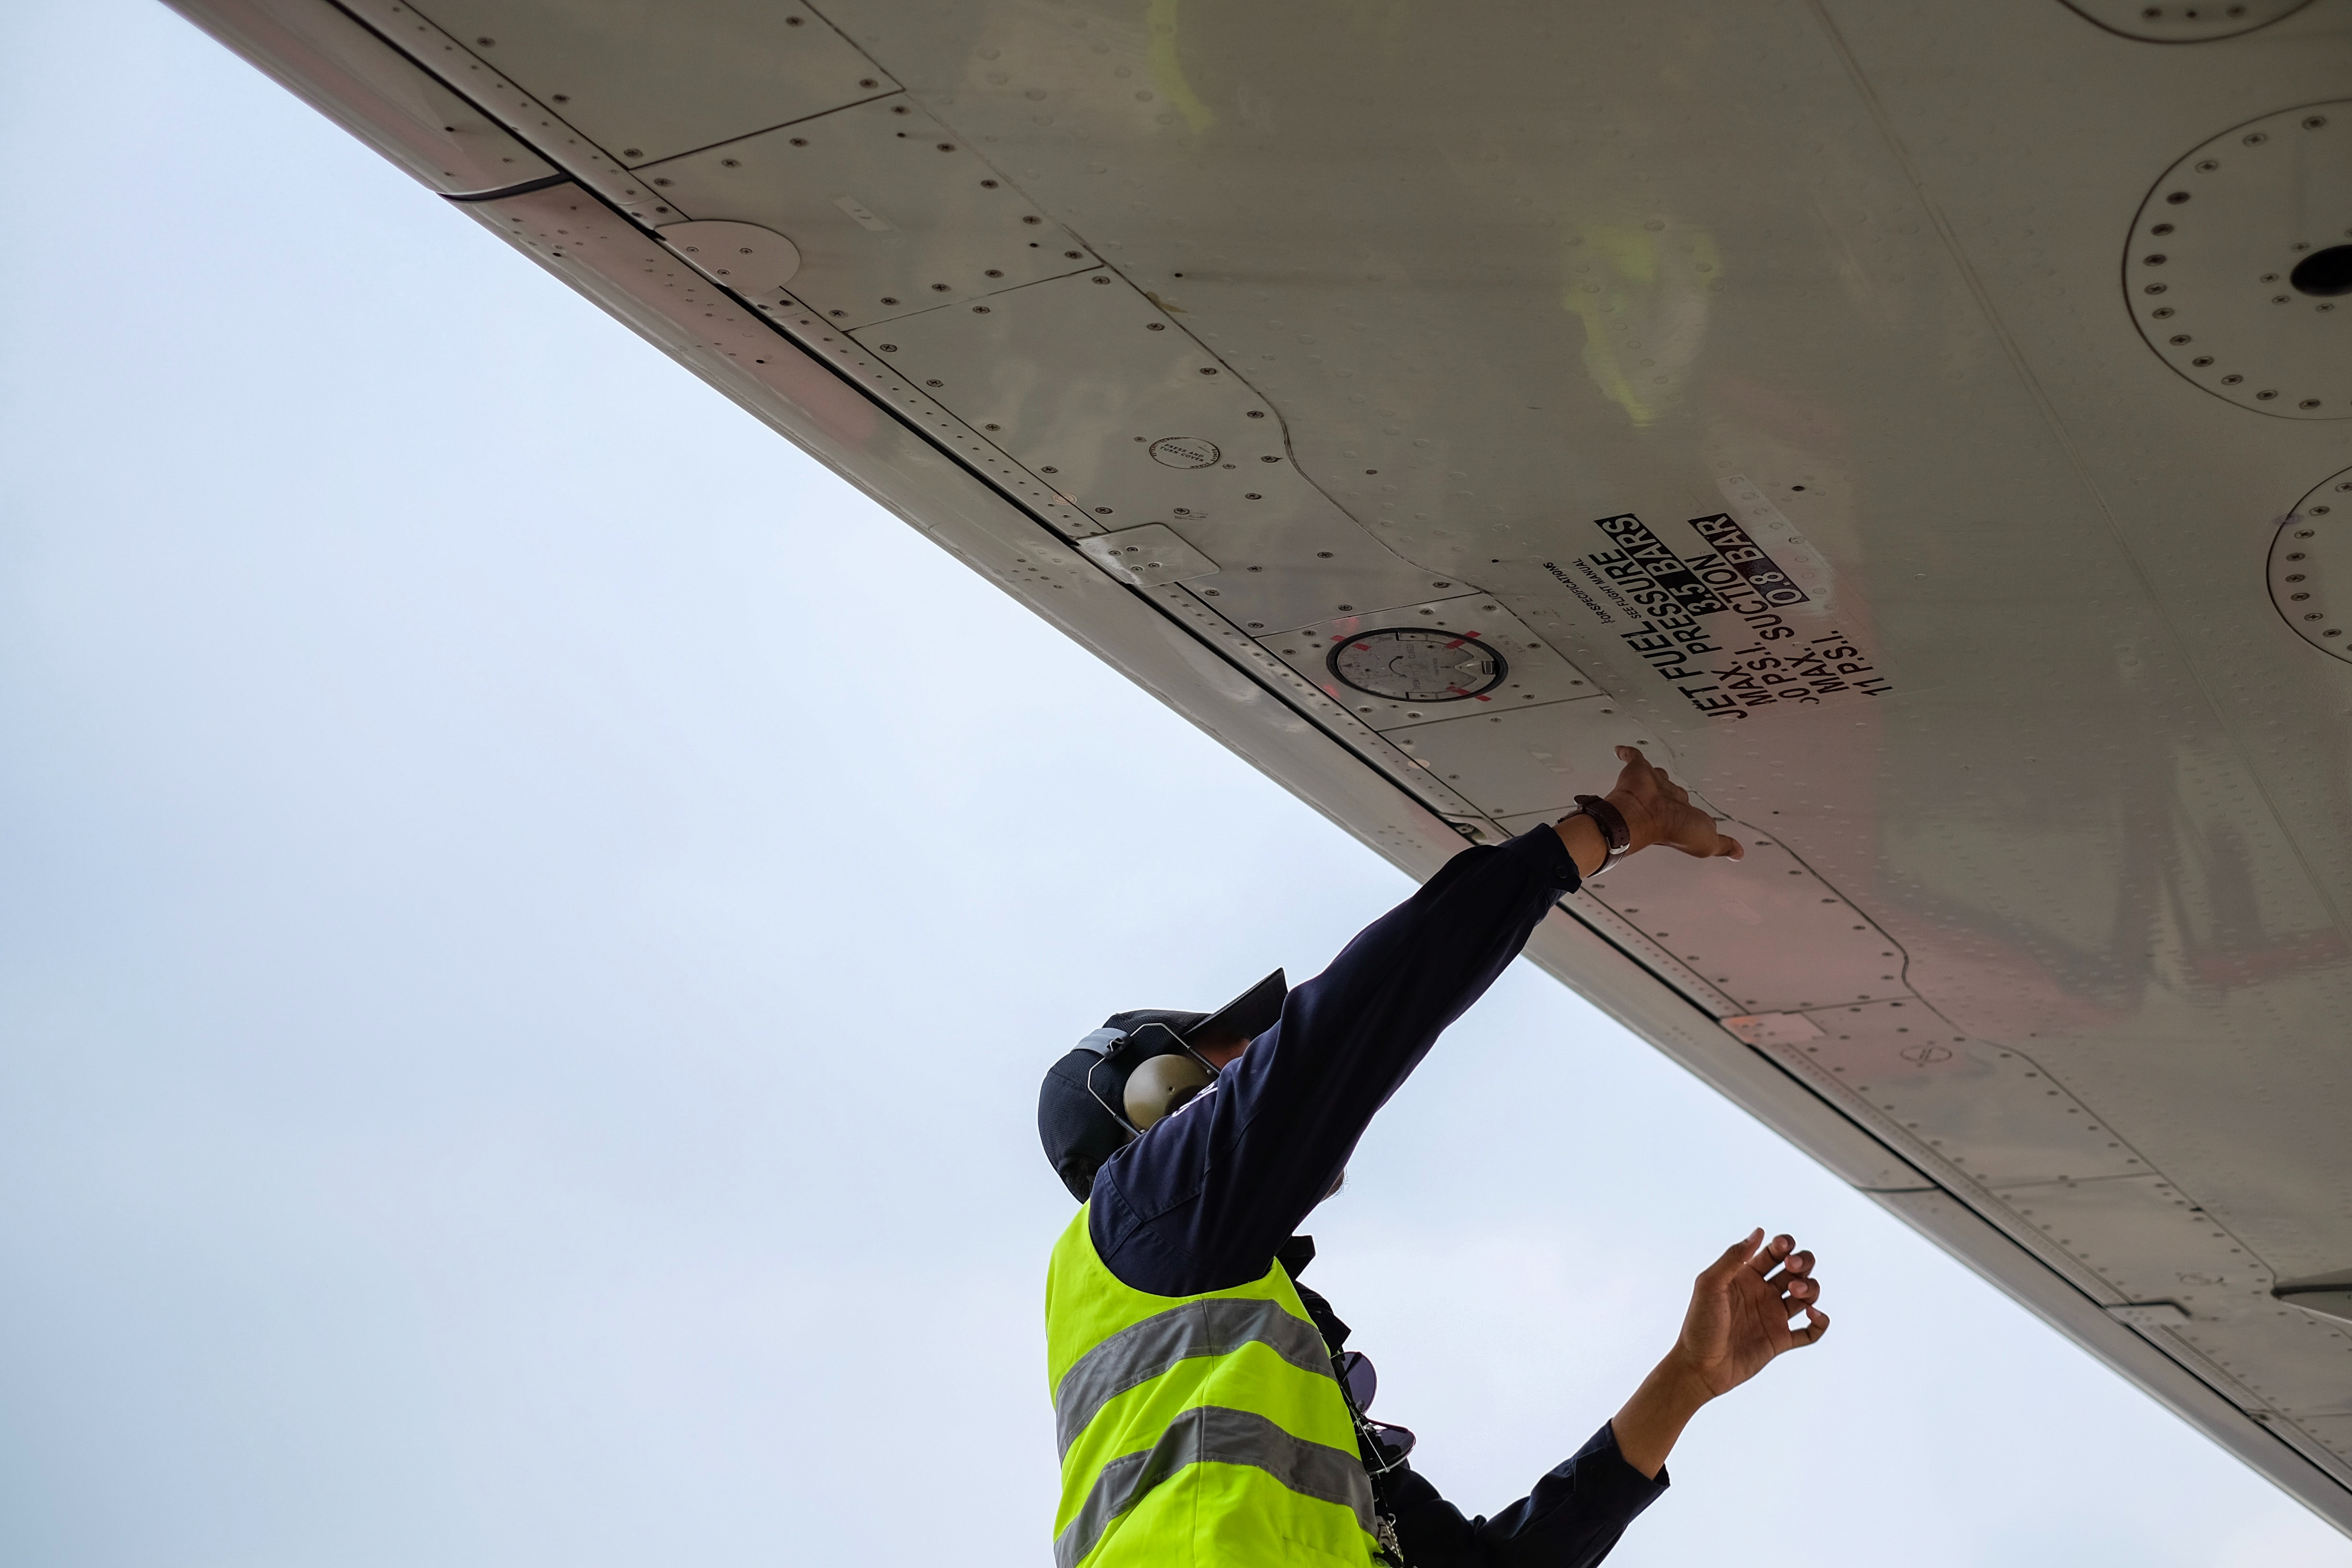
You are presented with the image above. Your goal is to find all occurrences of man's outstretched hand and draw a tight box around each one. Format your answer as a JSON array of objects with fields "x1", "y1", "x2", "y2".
[
  {"x1": 1605, "y1": 745, "x2": 1744, "y2": 860},
  {"x1": 1551, "y1": 745, "x2": 1742, "y2": 876},
  {"x1": 1609, "y1": 1231, "x2": 1829, "y2": 1479}
]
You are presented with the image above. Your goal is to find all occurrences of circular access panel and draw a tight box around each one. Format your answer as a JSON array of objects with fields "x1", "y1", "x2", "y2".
[
  {"x1": 1328, "y1": 628, "x2": 1508, "y2": 702},
  {"x1": 2266, "y1": 467, "x2": 2352, "y2": 659},
  {"x1": 2059, "y1": 0, "x2": 2314, "y2": 42},
  {"x1": 2125, "y1": 102, "x2": 2350, "y2": 418},
  {"x1": 1149, "y1": 436, "x2": 1220, "y2": 468}
]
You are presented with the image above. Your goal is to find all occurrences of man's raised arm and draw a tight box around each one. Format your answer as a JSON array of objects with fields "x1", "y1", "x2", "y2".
[{"x1": 1090, "y1": 747, "x2": 1741, "y2": 1296}]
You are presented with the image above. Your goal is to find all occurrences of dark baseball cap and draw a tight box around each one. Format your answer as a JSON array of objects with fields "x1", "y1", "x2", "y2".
[{"x1": 1036, "y1": 970, "x2": 1287, "y2": 1200}]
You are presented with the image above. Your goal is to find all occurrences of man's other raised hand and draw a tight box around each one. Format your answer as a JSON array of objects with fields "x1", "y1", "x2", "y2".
[
  {"x1": 1676, "y1": 1229, "x2": 1831, "y2": 1398},
  {"x1": 1608, "y1": 1230, "x2": 1830, "y2": 1479}
]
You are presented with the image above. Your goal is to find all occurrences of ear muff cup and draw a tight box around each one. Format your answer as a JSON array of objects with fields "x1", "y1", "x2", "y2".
[{"x1": 1124, "y1": 1052, "x2": 1214, "y2": 1130}]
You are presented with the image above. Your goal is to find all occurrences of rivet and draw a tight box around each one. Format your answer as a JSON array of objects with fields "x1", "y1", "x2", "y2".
[
  {"x1": 859, "y1": 77, "x2": 879, "y2": 87},
  {"x1": 879, "y1": 343, "x2": 898, "y2": 352}
]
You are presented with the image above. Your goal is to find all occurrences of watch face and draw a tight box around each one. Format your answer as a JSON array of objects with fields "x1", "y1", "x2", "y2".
[{"x1": 1327, "y1": 628, "x2": 1508, "y2": 701}]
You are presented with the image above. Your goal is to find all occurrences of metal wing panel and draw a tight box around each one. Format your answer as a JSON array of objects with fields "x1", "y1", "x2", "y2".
[{"x1": 403, "y1": 0, "x2": 897, "y2": 164}]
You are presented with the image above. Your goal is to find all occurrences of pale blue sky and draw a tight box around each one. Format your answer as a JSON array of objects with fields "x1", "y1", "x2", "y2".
[{"x1": 1, "y1": 3, "x2": 2346, "y2": 1564}]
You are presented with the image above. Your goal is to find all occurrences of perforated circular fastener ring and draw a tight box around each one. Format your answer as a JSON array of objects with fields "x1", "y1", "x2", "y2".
[
  {"x1": 2266, "y1": 467, "x2": 2352, "y2": 661},
  {"x1": 2058, "y1": 0, "x2": 2314, "y2": 43},
  {"x1": 2125, "y1": 101, "x2": 2350, "y2": 419}
]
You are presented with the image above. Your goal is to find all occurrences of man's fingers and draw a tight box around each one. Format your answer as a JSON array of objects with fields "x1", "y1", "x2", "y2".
[
  {"x1": 1704, "y1": 1229, "x2": 1765, "y2": 1280},
  {"x1": 1772, "y1": 1250, "x2": 1817, "y2": 1281},
  {"x1": 1714, "y1": 831, "x2": 1746, "y2": 860},
  {"x1": 1789, "y1": 1307, "x2": 1831, "y2": 1347},
  {"x1": 1748, "y1": 1233, "x2": 1796, "y2": 1274}
]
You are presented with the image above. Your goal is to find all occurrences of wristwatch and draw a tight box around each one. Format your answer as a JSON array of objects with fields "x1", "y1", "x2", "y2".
[{"x1": 1571, "y1": 795, "x2": 1633, "y2": 862}]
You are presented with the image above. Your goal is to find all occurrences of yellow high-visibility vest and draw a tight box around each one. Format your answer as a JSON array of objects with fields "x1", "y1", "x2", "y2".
[{"x1": 1044, "y1": 1204, "x2": 1381, "y2": 1568}]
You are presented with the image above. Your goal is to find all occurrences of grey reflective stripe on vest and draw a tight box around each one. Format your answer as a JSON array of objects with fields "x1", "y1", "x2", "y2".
[
  {"x1": 1052, "y1": 1405, "x2": 1376, "y2": 1568},
  {"x1": 1054, "y1": 1297, "x2": 1335, "y2": 1458}
]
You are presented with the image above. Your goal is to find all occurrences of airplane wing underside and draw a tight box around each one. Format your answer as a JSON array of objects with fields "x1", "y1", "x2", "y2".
[{"x1": 167, "y1": 0, "x2": 2352, "y2": 1529}]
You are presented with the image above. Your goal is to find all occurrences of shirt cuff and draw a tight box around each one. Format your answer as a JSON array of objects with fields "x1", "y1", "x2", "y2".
[
  {"x1": 1518, "y1": 817, "x2": 1584, "y2": 897},
  {"x1": 1589, "y1": 1418, "x2": 1671, "y2": 1501}
]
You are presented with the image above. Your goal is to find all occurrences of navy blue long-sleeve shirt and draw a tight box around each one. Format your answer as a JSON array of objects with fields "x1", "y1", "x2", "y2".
[{"x1": 1087, "y1": 824, "x2": 1666, "y2": 1567}]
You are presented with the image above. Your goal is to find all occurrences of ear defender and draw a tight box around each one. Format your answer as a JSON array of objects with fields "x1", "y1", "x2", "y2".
[{"x1": 1124, "y1": 1052, "x2": 1215, "y2": 1131}]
